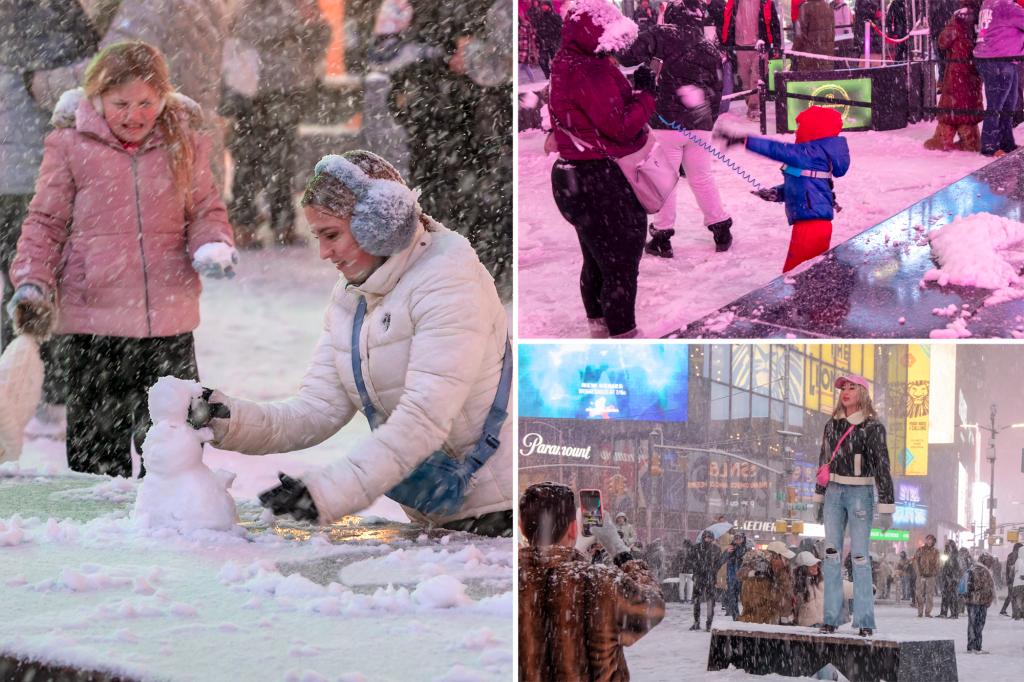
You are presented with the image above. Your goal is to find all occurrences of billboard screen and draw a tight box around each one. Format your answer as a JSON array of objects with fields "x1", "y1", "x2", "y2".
[
  {"x1": 518, "y1": 344, "x2": 689, "y2": 422},
  {"x1": 785, "y1": 78, "x2": 872, "y2": 131}
]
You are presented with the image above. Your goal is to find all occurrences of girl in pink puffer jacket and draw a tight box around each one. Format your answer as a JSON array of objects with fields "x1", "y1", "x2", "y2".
[{"x1": 8, "y1": 41, "x2": 235, "y2": 478}]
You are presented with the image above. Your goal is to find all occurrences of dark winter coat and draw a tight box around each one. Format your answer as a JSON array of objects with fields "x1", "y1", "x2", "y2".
[
  {"x1": 725, "y1": 541, "x2": 749, "y2": 586},
  {"x1": 518, "y1": 545, "x2": 666, "y2": 682},
  {"x1": 720, "y1": 0, "x2": 783, "y2": 53},
  {"x1": 529, "y1": 2, "x2": 564, "y2": 57},
  {"x1": 930, "y1": 0, "x2": 961, "y2": 41},
  {"x1": 938, "y1": 9, "x2": 984, "y2": 127},
  {"x1": 0, "y1": 0, "x2": 98, "y2": 72},
  {"x1": 854, "y1": 0, "x2": 883, "y2": 52},
  {"x1": 549, "y1": 8, "x2": 655, "y2": 160},
  {"x1": 810, "y1": 410, "x2": 895, "y2": 513},
  {"x1": 230, "y1": 0, "x2": 331, "y2": 94},
  {"x1": 1008, "y1": 545, "x2": 1022, "y2": 586},
  {"x1": 689, "y1": 540, "x2": 724, "y2": 599},
  {"x1": 940, "y1": 541, "x2": 961, "y2": 590},
  {"x1": 965, "y1": 563, "x2": 995, "y2": 606},
  {"x1": 914, "y1": 545, "x2": 941, "y2": 578},
  {"x1": 793, "y1": 0, "x2": 835, "y2": 70},
  {"x1": 617, "y1": 17, "x2": 724, "y2": 131},
  {"x1": 886, "y1": 0, "x2": 911, "y2": 60}
]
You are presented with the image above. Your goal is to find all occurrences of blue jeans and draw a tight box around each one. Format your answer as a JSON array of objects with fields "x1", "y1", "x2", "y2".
[
  {"x1": 720, "y1": 59, "x2": 734, "y2": 114},
  {"x1": 976, "y1": 60, "x2": 1019, "y2": 154},
  {"x1": 823, "y1": 483, "x2": 876, "y2": 629},
  {"x1": 967, "y1": 603, "x2": 987, "y2": 651}
]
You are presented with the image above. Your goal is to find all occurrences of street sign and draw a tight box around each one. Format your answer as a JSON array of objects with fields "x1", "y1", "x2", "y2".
[
  {"x1": 774, "y1": 520, "x2": 805, "y2": 534},
  {"x1": 1010, "y1": 530, "x2": 1020, "y2": 543},
  {"x1": 990, "y1": 536, "x2": 1004, "y2": 546},
  {"x1": 870, "y1": 529, "x2": 910, "y2": 541}
]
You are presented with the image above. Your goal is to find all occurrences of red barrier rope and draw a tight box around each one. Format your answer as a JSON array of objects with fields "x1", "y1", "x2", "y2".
[{"x1": 868, "y1": 19, "x2": 917, "y2": 44}]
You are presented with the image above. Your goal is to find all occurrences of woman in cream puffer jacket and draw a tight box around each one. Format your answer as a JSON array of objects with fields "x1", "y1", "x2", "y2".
[{"x1": 206, "y1": 150, "x2": 512, "y2": 535}]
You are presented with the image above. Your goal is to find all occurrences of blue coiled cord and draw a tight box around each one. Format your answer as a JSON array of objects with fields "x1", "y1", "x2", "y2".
[{"x1": 655, "y1": 113, "x2": 766, "y2": 191}]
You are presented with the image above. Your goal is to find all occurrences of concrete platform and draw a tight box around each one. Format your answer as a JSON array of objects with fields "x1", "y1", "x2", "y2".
[
  {"x1": 708, "y1": 623, "x2": 958, "y2": 681},
  {"x1": 669, "y1": 151, "x2": 1024, "y2": 339}
]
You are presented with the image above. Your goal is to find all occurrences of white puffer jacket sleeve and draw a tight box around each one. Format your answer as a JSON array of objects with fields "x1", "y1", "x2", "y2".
[
  {"x1": 215, "y1": 319, "x2": 358, "y2": 455},
  {"x1": 302, "y1": 268, "x2": 493, "y2": 522}
]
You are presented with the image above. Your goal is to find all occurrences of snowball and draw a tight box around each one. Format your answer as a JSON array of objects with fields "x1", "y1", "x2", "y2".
[
  {"x1": 412, "y1": 575, "x2": 471, "y2": 609},
  {"x1": 677, "y1": 85, "x2": 706, "y2": 109}
]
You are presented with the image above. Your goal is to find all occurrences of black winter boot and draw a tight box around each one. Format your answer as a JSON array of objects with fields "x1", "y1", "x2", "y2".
[
  {"x1": 859, "y1": 628, "x2": 873, "y2": 637},
  {"x1": 689, "y1": 621, "x2": 701, "y2": 631},
  {"x1": 819, "y1": 624, "x2": 837, "y2": 634},
  {"x1": 645, "y1": 226, "x2": 675, "y2": 258},
  {"x1": 705, "y1": 620, "x2": 713, "y2": 632},
  {"x1": 707, "y1": 218, "x2": 733, "y2": 252}
]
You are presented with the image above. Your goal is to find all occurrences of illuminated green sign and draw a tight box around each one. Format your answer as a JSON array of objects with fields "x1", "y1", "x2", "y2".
[
  {"x1": 870, "y1": 528, "x2": 910, "y2": 541},
  {"x1": 767, "y1": 59, "x2": 792, "y2": 93},
  {"x1": 785, "y1": 78, "x2": 872, "y2": 132}
]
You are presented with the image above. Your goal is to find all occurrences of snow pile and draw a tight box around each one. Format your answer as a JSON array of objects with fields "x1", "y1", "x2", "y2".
[
  {"x1": 340, "y1": 543, "x2": 512, "y2": 586},
  {"x1": 412, "y1": 575, "x2": 472, "y2": 608},
  {"x1": 565, "y1": 0, "x2": 639, "y2": 53},
  {"x1": 134, "y1": 377, "x2": 238, "y2": 532},
  {"x1": 0, "y1": 515, "x2": 26, "y2": 546},
  {"x1": 924, "y1": 212, "x2": 1024, "y2": 290},
  {"x1": 53, "y1": 478, "x2": 137, "y2": 504}
]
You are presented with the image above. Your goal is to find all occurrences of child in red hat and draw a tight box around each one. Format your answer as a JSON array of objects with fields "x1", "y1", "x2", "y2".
[{"x1": 718, "y1": 106, "x2": 851, "y2": 272}]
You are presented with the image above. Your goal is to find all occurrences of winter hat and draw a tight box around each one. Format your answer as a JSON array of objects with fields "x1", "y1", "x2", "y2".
[
  {"x1": 795, "y1": 105, "x2": 844, "y2": 143},
  {"x1": 615, "y1": 511, "x2": 628, "y2": 521},
  {"x1": 302, "y1": 151, "x2": 419, "y2": 257},
  {"x1": 767, "y1": 540, "x2": 796, "y2": 559},
  {"x1": 563, "y1": 0, "x2": 639, "y2": 54},
  {"x1": 795, "y1": 551, "x2": 821, "y2": 567},
  {"x1": 701, "y1": 529, "x2": 715, "y2": 540},
  {"x1": 834, "y1": 373, "x2": 869, "y2": 390}
]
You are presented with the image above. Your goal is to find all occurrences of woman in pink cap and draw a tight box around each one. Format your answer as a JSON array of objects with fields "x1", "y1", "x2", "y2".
[{"x1": 813, "y1": 374, "x2": 895, "y2": 637}]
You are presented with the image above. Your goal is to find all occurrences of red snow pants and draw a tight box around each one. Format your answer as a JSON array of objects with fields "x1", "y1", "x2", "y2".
[{"x1": 783, "y1": 219, "x2": 832, "y2": 272}]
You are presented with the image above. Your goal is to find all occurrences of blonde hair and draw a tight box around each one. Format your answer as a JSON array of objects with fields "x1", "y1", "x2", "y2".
[
  {"x1": 84, "y1": 41, "x2": 194, "y2": 208},
  {"x1": 831, "y1": 382, "x2": 878, "y2": 420}
]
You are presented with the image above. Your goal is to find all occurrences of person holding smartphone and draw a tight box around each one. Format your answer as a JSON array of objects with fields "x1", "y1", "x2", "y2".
[{"x1": 518, "y1": 482, "x2": 665, "y2": 681}]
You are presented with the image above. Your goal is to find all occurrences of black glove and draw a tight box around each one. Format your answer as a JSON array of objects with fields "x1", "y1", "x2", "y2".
[
  {"x1": 258, "y1": 473, "x2": 319, "y2": 523},
  {"x1": 633, "y1": 65, "x2": 657, "y2": 94},
  {"x1": 187, "y1": 387, "x2": 231, "y2": 428},
  {"x1": 752, "y1": 187, "x2": 782, "y2": 202},
  {"x1": 717, "y1": 131, "x2": 747, "y2": 148}
]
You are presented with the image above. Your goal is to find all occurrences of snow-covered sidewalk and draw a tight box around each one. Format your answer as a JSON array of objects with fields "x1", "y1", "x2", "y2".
[
  {"x1": 5, "y1": 242, "x2": 513, "y2": 681},
  {"x1": 517, "y1": 114, "x2": 1014, "y2": 338},
  {"x1": 627, "y1": 600, "x2": 1022, "y2": 680}
]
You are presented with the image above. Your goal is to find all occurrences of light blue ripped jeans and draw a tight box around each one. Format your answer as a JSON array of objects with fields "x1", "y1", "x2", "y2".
[{"x1": 823, "y1": 483, "x2": 876, "y2": 629}]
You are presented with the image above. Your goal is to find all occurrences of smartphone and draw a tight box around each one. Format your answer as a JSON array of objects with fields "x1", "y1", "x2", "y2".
[{"x1": 580, "y1": 489, "x2": 603, "y2": 537}]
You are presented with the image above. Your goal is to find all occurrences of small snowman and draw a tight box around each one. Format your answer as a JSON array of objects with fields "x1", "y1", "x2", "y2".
[{"x1": 134, "y1": 376, "x2": 238, "y2": 532}]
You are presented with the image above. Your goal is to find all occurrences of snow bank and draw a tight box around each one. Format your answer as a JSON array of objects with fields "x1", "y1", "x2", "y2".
[{"x1": 924, "y1": 212, "x2": 1024, "y2": 290}]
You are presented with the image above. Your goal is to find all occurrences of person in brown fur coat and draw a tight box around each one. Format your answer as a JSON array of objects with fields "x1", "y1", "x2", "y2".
[
  {"x1": 924, "y1": 0, "x2": 984, "y2": 151},
  {"x1": 739, "y1": 541, "x2": 796, "y2": 624},
  {"x1": 518, "y1": 482, "x2": 666, "y2": 681}
]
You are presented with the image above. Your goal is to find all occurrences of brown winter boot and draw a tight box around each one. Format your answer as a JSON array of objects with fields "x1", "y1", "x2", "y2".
[
  {"x1": 233, "y1": 226, "x2": 263, "y2": 250},
  {"x1": 955, "y1": 124, "x2": 981, "y2": 152},
  {"x1": 924, "y1": 123, "x2": 956, "y2": 151}
]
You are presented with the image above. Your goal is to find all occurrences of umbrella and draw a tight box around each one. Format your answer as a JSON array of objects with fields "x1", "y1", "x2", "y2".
[
  {"x1": 703, "y1": 522, "x2": 734, "y2": 539},
  {"x1": 0, "y1": 0, "x2": 98, "y2": 72}
]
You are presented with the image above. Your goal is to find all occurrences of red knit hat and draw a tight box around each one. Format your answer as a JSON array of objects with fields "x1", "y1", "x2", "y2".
[{"x1": 795, "y1": 106, "x2": 844, "y2": 143}]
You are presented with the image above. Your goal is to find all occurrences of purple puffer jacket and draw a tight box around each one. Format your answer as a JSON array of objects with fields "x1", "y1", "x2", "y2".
[
  {"x1": 974, "y1": 0, "x2": 1024, "y2": 58},
  {"x1": 10, "y1": 98, "x2": 232, "y2": 338},
  {"x1": 548, "y1": 9, "x2": 655, "y2": 160}
]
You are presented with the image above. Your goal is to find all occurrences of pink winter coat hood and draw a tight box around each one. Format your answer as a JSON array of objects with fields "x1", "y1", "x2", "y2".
[{"x1": 10, "y1": 95, "x2": 232, "y2": 338}]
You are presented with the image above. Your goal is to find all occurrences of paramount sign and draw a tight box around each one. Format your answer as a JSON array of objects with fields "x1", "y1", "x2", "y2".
[{"x1": 519, "y1": 433, "x2": 592, "y2": 460}]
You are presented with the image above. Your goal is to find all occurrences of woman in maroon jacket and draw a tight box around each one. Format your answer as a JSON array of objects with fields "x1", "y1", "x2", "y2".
[{"x1": 548, "y1": 0, "x2": 655, "y2": 339}]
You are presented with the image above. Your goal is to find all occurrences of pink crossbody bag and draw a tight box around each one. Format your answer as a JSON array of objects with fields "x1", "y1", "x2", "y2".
[{"x1": 817, "y1": 424, "x2": 856, "y2": 488}]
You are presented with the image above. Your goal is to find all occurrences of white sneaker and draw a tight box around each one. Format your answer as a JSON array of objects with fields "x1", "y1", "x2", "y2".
[{"x1": 24, "y1": 403, "x2": 67, "y2": 441}]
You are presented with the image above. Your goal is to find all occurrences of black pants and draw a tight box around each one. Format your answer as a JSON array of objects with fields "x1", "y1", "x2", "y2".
[
  {"x1": 228, "y1": 93, "x2": 304, "y2": 236},
  {"x1": 1, "y1": 194, "x2": 66, "y2": 404},
  {"x1": 967, "y1": 603, "x2": 987, "y2": 651},
  {"x1": 694, "y1": 594, "x2": 716, "y2": 625},
  {"x1": 550, "y1": 158, "x2": 647, "y2": 336},
  {"x1": 63, "y1": 333, "x2": 198, "y2": 477},
  {"x1": 441, "y1": 510, "x2": 513, "y2": 537}
]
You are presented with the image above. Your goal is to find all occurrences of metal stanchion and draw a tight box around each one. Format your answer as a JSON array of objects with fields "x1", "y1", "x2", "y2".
[{"x1": 758, "y1": 43, "x2": 768, "y2": 135}]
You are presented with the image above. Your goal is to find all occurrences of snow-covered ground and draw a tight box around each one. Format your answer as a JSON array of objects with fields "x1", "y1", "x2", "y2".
[
  {"x1": 517, "y1": 108, "x2": 1017, "y2": 338},
  {"x1": 627, "y1": 599, "x2": 1023, "y2": 680},
  {"x1": 4, "y1": 238, "x2": 513, "y2": 681}
]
